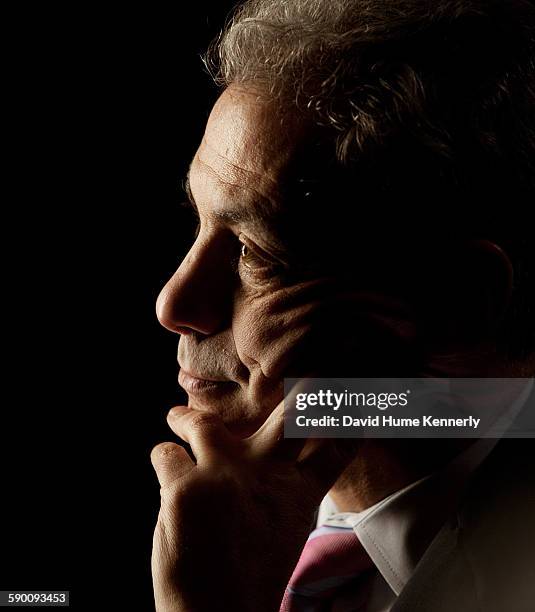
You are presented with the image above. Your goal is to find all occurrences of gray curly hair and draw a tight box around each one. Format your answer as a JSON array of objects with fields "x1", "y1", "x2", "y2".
[{"x1": 205, "y1": 0, "x2": 535, "y2": 173}]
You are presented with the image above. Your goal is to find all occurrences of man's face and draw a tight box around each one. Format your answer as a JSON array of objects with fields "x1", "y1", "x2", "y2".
[
  {"x1": 155, "y1": 85, "x2": 510, "y2": 439},
  {"x1": 156, "y1": 86, "x2": 335, "y2": 437}
]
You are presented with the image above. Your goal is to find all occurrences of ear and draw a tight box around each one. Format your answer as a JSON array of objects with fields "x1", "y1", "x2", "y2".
[{"x1": 449, "y1": 238, "x2": 514, "y2": 336}]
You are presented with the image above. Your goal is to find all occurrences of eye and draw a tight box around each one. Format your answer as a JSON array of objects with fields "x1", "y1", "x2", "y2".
[
  {"x1": 237, "y1": 236, "x2": 286, "y2": 282},
  {"x1": 240, "y1": 242, "x2": 270, "y2": 270}
]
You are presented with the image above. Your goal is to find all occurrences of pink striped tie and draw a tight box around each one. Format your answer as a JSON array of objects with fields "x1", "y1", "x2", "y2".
[{"x1": 280, "y1": 525, "x2": 374, "y2": 612}]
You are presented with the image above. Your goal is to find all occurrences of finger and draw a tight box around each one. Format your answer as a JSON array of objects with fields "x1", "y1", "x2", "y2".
[
  {"x1": 150, "y1": 442, "x2": 195, "y2": 488},
  {"x1": 298, "y1": 438, "x2": 361, "y2": 493},
  {"x1": 247, "y1": 378, "x2": 319, "y2": 462},
  {"x1": 166, "y1": 406, "x2": 237, "y2": 464},
  {"x1": 246, "y1": 398, "x2": 308, "y2": 462}
]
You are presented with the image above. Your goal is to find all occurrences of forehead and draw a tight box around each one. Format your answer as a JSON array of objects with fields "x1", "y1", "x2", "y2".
[{"x1": 189, "y1": 86, "x2": 310, "y2": 214}]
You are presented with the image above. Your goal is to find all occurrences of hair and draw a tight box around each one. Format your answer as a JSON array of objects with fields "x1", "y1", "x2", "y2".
[{"x1": 204, "y1": 0, "x2": 535, "y2": 361}]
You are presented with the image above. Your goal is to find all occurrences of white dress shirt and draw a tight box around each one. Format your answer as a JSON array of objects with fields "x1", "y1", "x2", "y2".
[{"x1": 315, "y1": 378, "x2": 534, "y2": 612}]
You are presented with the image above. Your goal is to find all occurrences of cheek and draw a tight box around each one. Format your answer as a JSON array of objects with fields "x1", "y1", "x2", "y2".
[
  {"x1": 232, "y1": 281, "x2": 330, "y2": 380},
  {"x1": 233, "y1": 282, "x2": 420, "y2": 380}
]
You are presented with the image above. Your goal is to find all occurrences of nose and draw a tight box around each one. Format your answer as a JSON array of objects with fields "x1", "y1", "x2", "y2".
[{"x1": 156, "y1": 238, "x2": 233, "y2": 335}]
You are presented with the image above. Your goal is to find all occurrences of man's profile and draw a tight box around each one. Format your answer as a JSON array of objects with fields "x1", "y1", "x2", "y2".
[{"x1": 150, "y1": 1, "x2": 535, "y2": 610}]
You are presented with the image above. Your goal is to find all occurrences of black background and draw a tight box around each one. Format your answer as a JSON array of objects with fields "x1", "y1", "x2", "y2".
[
  {"x1": 2, "y1": 2, "x2": 238, "y2": 609},
  {"x1": 3, "y1": 3, "x2": 535, "y2": 611}
]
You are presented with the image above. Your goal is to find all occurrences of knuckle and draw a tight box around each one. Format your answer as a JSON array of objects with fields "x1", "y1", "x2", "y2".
[
  {"x1": 187, "y1": 411, "x2": 219, "y2": 432},
  {"x1": 208, "y1": 465, "x2": 242, "y2": 489},
  {"x1": 162, "y1": 480, "x2": 189, "y2": 504},
  {"x1": 164, "y1": 470, "x2": 239, "y2": 509}
]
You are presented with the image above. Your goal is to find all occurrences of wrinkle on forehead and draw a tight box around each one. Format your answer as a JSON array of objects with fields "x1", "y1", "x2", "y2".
[
  {"x1": 199, "y1": 85, "x2": 309, "y2": 195},
  {"x1": 194, "y1": 146, "x2": 280, "y2": 216}
]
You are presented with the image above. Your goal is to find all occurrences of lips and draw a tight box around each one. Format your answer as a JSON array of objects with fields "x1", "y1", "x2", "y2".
[{"x1": 178, "y1": 368, "x2": 235, "y2": 394}]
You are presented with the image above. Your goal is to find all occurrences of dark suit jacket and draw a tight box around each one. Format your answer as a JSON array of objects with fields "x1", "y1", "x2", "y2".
[{"x1": 392, "y1": 437, "x2": 535, "y2": 612}]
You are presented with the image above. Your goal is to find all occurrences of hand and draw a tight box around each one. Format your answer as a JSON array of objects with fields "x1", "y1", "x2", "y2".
[{"x1": 150, "y1": 391, "x2": 360, "y2": 612}]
